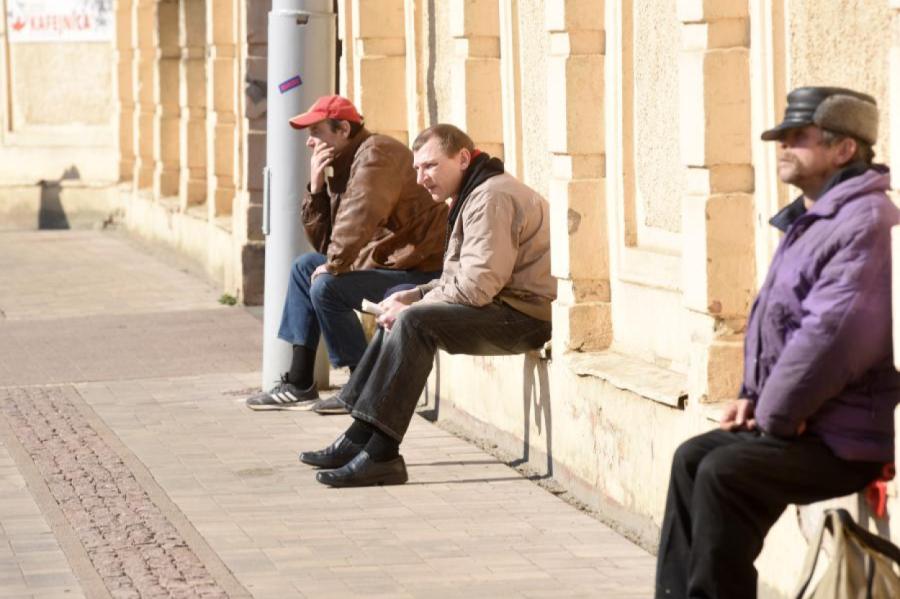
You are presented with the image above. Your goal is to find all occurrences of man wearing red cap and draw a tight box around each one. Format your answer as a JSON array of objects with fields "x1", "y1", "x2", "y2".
[{"x1": 246, "y1": 95, "x2": 447, "y2": 411}]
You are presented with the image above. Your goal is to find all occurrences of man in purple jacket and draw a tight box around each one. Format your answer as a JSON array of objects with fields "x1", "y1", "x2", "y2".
[{"x1": 655, "y1": 87, "x2": 900, "y2": 599}]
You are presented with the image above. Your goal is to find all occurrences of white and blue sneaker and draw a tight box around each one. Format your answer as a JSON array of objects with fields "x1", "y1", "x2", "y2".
[{"x1": 245, "y1": 375, "x2": 319, "y2": 411}]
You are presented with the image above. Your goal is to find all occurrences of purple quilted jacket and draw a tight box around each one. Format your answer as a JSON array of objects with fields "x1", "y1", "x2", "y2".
[{"x1": 741, "y1": 165, "x2": 900, "y2": 462}]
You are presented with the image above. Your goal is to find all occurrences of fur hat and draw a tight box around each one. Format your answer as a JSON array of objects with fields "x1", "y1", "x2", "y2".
[{"x1": 761, "y1": 86, "x2": 878, "y2": 145}]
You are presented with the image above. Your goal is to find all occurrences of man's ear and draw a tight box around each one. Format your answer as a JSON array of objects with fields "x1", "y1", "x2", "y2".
[
  {"x1": 834, "y1": 136, "x2": 858, "y2": 167},
  {"x1": 458, "y1": 148, "x2": 472, "y2": 170},
  {"x1": 339, "y1": 120, "x2": 353, "y2": 139}
]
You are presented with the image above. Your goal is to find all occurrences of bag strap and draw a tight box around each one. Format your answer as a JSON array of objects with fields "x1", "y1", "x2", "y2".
[
  {"x1": 832, "y1": 508, "x2": 900, "y2": 567},
  {"x1": 793, "y1": 510, "x2": 834, "y2": 599}
]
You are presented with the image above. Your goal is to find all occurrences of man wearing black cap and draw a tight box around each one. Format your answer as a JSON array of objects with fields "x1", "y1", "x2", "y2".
[
  {"x1": 655, "y1": 87, "x2": 899, "y2": 598},
  {"x1": 246, "y1": 96, "x2": 447, "y2": 411}
]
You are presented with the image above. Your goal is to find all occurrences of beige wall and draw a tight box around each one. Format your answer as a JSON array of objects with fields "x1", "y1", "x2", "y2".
[
  {"x1": 0, "y1": 24, "x2": 116, "y2": 185},
  {"x1": 337, "y1": 1, "x2": 900, "y2": 597},
  {"x1": 431, "y1": 1, "x2": 455, "y2": 125},
  {"x1": 511, "y1": 0, "x2": 550, "y2": 197},
  {"x1": 105, "y1": 0, "x2": 268, "y2": 303},
  {"x1": 9, "y1": 43, "x2": 113, "y2": 127},
  {"x1": 633, "y1": 0, "x2": 683, "y2": 234},
  {"x1": 787, "y1": 0, "x2": 892, "y2": 164}
]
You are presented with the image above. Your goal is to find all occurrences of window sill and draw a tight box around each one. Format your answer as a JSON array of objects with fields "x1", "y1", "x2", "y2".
[{"x1": 565, "y1": 349, "x2": 688, "y2": 409}]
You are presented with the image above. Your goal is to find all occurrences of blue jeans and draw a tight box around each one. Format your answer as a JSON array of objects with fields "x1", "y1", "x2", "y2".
[{"x1": 277, "y1": 252, "x2": 440, "y2": 368}]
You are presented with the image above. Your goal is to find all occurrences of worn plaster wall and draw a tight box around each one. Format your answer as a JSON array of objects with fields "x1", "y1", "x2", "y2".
[
  {"x1": 9, "y1": 43, "x2": 113, "y2": 127},
  {"x1": 516, "y1": 0, "x2": 550, "y2": 198},
  {"x1": 787, "y1": 0, "x2": 892, "y2": 164},
  {"x1": 0, "y1": 32, "x2": 117, "y2": 203},
  {"x1": 632, "y1": 0, "x2": 682, "y2": 234},
  {"x1": 431, "y1": 0, "x2": 455, "y2": 124}
]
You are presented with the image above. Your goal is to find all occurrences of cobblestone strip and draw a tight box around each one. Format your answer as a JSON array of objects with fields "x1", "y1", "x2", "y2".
[{"x1": 0, "y1": 385, "x2": 250, "y2": 599}]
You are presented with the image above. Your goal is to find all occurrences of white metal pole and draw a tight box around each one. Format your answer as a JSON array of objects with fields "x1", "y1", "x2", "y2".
[{"x1": 262, "y1": 0, "x2": 335, "y2": 390}]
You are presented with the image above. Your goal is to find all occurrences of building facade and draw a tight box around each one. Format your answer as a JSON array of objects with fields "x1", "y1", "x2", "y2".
[
  {"x1": 335, "y1": 2, "x2": 900, "y2": 597},
  {"x1": 2, "y1": 0, "x2": 897, "y2": 595}
]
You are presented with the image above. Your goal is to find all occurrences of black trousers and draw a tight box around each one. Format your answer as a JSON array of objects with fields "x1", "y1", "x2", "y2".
[{"x1": 655, "y1": 429, "x2": 882, "y2": 599}]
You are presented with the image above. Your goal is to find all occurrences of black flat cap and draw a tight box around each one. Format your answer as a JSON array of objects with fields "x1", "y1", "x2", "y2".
[{"x1": 761, "y1": 86, "x2": 878, "y2": 145}]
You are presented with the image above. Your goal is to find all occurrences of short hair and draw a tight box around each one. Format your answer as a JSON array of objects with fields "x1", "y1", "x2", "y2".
[
  {"x1": 412, "y1": 124, "x2": 474, "y2": 155},
  {"x1": 821, "y1": 128, "x2": 875, "y2": 165},
  {"x1": 327, "y1": 118, "x2": 364, "y2": 138}
]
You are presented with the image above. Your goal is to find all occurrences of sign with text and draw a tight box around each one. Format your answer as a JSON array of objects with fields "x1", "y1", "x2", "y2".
[{"x1": 7, "y1": 0, "x2": 113, "y2": 43}]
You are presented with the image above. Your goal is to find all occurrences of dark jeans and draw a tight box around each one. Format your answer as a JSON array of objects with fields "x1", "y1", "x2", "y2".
[
  {"x1": 338, "y1": 300, "x2": 552, "y2": 441},
  {"x1": 655, "y1": 429, "x2": 882, "y2": 599},
  {"x1": 277, "y1": 252, "x2": 439, "y2": 368}
]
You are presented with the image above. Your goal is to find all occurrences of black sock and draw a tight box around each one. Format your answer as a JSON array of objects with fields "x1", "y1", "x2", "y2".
[
  {"x1": 344, "y1": 419, "x2": 374, "y2": 445},
  {"x1": 287, "y1": 344, "x2": 316, "y2": 389},
  {"x1": 364, "y1": 429, "x2": 400, "y2": 462}
]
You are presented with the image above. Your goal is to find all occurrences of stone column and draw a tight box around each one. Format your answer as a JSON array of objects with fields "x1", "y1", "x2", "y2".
[
  {"x1": 678, "y1": 0, "x2": 756, "y2": 405},
  {"x1": 449, "y1": 0, "x2": 502, "y2": 156},
  {"x1": 153, "y1": 0, "x2": 181, "y2": 199},
  {"x1": 546, "y1": 1, "x2": 609, "y2": 352},
  {"x1": 241, "y1": 0, "x2": 269, "y2": 243},
  {"x1": 115, "y1": 0, "x2": 134, "y2": 182},
  {"x1": 178, "y1": 0, "x2": 207, "y2": 209},
  {"x1": 351, "y1": 0, "x2": 407, "y2": 142},
  {"x1": 404, "y1": 0, "x2": 429, "y2": 136},
  {"x1": 338, "y1": 0, "x2": 355, "y2": 100},
  {"x1": 206, "y1": 0, "x2": 239, "y2": 217},
  {"x1": 132, "y1": 0, "x2": 155, "y2": 189}
]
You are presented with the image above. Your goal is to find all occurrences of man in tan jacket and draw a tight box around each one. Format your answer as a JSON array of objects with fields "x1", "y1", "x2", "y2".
[
  {"x1": 299, "y1": 124, "x2": 556, "y2": 487},
  {"x1": 246, "y1": 96, "x2": 447, "y2": 411}
]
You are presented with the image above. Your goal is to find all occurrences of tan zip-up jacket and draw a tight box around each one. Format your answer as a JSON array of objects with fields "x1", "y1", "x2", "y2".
[
  {"x1": 301, "y1": 129, "x2": 447, "y2": 275},
  {"x1": 418, "y1": 173, "x2": 555, "y2": 321}
]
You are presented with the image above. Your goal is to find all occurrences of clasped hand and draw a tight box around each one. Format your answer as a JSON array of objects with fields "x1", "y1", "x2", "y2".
[
  {"x1": 719, "y1": 398, "x2": 806, "y2": 436},
  {"x1": 376, "y1": 288, "x2": 423, "y2": 332}
]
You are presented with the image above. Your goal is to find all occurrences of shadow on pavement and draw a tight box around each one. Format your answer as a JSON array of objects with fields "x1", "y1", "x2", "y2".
[{"x1": 38, "y1": 166, "x2": 80, "y2": 230}]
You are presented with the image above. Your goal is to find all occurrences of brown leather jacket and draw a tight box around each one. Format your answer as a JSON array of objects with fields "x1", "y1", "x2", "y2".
[{"x1": 301, "y1": 129, "x2": 447, "y2": 275}]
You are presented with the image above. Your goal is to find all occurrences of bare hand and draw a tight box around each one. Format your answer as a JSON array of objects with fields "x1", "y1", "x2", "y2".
[
  {"x1": 309, "y1": 141, "x2": 334, "y2": 194},
  {"x1": 310, "y1": 264, "x2": 330, "y2": 283},
  {"x1": 719, "y1": 399, "x2": 757, "y2": 432},
  {"x1": 376, "y1": 289, "x2": 422, "y2": 331}
]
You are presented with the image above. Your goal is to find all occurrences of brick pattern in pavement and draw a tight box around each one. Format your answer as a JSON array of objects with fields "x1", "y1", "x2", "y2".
[
  {"x1": 1, "y1": 385, "x2": 229, "y2": 599},
  {"x1": 0, "y1": 230, "x2": 657, "y2": 598},
  {"x1": 77, "y1": 373, "x2": 656, "y2": 598}
]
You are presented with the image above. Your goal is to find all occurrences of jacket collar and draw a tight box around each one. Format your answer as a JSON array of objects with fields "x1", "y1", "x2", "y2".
[
  {"x1": 768, "y1": 163, "x2": 890, "y2": 232},
  {"x1": 768, "y1": 197, "x2": 806, "y2": 232}
]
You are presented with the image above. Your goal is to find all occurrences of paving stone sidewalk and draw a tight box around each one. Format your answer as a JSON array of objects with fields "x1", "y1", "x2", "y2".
[{"x1": 0, "y1": 230, "x2": 655, "y2": 598}]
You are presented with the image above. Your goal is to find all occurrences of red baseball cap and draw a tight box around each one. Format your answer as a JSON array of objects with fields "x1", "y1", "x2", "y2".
[{"x1": 288, "y1": 95, "x2": 363, "y2": 129}]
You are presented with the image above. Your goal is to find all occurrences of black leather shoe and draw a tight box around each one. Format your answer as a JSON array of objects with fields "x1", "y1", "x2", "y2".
[
  {"x1": 298, "y1": 434, "x2": 363, "y2": 469},
  {"x1": 316, "y1": 451, "x2": 408, "y2": 487}
]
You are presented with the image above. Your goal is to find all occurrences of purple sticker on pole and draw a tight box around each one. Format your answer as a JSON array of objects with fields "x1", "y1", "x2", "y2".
[{"x1": 278, "y1": 75, "x2": 303, "y2": 94}]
